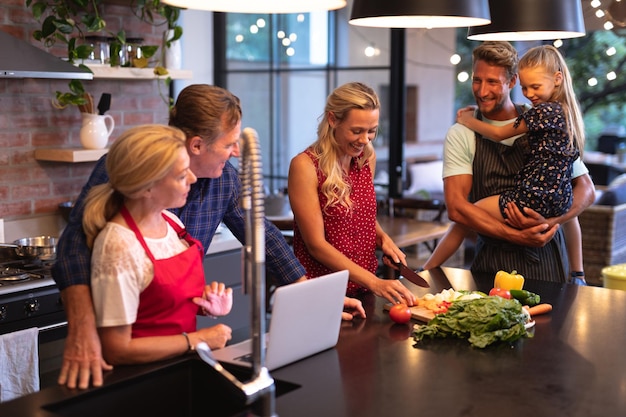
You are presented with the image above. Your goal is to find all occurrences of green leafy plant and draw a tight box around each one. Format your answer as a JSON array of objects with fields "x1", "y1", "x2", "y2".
[
  {"x1": 132, "y1": 0, "x2": 183, "y2": 47},
  {"x1": 130, "y1": 44, "x2": 159, "y2": 68},
  {"x1": 162, "y1": 5, "x2": 183, "y2": 47},
  {"x1": 155, "y1": 71, "x2": 174, "y2": 109},
  {"x1": 140, "y1": 45, "x2": 159, "y2": 58},
  {"x1": 28, "y1": 0, "x2": 106, "y2": 48},
  {"x1": 107, "y1": 30, "x2": 125, "y2": 67},
  {"x1": 53, "y1": 79, "x2": 87, "y2": 109},
  {"x1": 26, "y1": 0, "x2": 182, "y2": 110},
  {"x1": 27, "y1": 0, "x2": 105, "y2": 108},
  {"x1": 130, "y1": 1, "x2": 182, "y2": 108}
]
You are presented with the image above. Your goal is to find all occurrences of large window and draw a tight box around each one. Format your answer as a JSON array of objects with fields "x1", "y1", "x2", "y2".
[{"x1": 215, "y1": 5, "x2": 391, "y2": 193}]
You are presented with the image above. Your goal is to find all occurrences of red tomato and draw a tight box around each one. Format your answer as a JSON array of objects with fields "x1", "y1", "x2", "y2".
[
  {"x1": 389, "y1": 303, "x2": 412, "y2": 324},
  {"x1": 489, "y1": 288, "x2": 512, "y2": 299}
]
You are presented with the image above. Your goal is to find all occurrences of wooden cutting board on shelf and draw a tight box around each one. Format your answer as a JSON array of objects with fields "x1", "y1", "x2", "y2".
[{"x1": 384, "y1": 303, "x2": 436, "y2": 323}]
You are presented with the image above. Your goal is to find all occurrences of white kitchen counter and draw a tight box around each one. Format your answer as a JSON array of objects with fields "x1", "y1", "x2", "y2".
[
  {"x1": 206, "y1": 226, "x2": 242, "y2": 256},
  {"x1": 3, "y1": 214, "x2": 241, "y2": 256}
]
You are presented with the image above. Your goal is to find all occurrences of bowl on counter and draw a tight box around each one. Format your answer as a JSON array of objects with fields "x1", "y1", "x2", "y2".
[{"x1": 602, "y1": 264, "x2": 626, "y2": 291}]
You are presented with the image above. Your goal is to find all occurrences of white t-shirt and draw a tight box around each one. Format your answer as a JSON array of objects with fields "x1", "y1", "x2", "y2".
[
  {"x1": 91, "y1": 211, "x2": 190, "y2": 328},
  {"x1": 443, "y1": 114, "x2": 588, "y2": 179}
]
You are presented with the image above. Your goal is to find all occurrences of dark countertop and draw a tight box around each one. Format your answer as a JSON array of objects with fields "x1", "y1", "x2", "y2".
[{"x1": 2, "y1": 267, "x2": 626, "y2": 416}]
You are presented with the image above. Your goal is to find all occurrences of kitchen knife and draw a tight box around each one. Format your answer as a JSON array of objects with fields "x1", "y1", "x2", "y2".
[
  {"x1": 384, "y1": 255, "x2": 430, "y2": 288},
  {"x1": 97, "y1": 93, "x2": 111, "y2": 115}
]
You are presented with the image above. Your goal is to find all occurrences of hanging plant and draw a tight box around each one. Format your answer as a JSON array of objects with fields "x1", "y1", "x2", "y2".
[
  {"x1": 28, "y1": 0, "x2": 106, "y2": 48},
  {"x1": 27, "y1": 0, "x2": 106, "y2": 108},
  {"x1": 132, "y1": 0, "x2": 183, "y2": 46},
  {"x1": 26, "y1": 0, "x2": 182, "y2": 110}
]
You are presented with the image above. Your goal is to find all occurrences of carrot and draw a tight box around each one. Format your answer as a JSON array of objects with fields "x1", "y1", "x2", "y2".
[{"x1": 525, "y1": 303, "x2": 553, "y2": 317}]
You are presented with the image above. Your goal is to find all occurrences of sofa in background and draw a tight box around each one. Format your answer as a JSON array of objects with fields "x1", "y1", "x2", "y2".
[{"x1": 404, "y1": 159, "x2": 445, "y2": 202}]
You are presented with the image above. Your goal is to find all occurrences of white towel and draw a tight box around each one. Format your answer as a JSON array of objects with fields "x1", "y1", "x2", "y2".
[{"x1": 0, "y1": 327, "x2": 40, "y2": 403}]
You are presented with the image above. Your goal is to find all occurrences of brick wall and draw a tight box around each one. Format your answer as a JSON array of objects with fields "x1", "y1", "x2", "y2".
[{"x1": 0, "y1": 1, "x2": 171, "y2": 218}]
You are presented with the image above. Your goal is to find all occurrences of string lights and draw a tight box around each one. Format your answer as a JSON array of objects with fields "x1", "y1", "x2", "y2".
[
  {"x1": 231, "y1": 15, "x2": 304, "y2": 59},
  {"x1": 588, "y1": 0, "x2": 624, "y2": 87}
]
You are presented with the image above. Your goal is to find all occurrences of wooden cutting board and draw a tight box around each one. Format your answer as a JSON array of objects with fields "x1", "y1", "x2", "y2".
[{"x1": 384, "y1": 303, "x2": 436, "y2": 323}]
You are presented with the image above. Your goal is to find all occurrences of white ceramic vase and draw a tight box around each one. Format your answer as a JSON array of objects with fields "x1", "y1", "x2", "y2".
[
  {"x1": 79, "y1": 113, "x2": 115, "y2": 149},
  {"x1": 163, "y1": 29, "x2": 182, "y2": 70}
]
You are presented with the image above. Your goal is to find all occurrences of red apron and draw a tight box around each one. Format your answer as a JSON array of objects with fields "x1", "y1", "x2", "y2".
[{"x1": 120, "y1": 206, "x2": 205, "y2": 338}]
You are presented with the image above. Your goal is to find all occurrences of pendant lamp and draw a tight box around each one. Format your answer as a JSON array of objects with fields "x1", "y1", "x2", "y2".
[
  {"x1": 161, "y1": 0, "x2": 346, "y2": 13},
  {"x1": 349, "y1": 0, "x2": 491, "y2": 28},
  {"x1": 467, "y1": 0, "x2": 585, "y2": 41}
]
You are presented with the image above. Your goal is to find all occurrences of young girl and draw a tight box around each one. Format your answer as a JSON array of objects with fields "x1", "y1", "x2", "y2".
[{"x1": 425, "y1": 45, "x2": 587, "y2": 284}]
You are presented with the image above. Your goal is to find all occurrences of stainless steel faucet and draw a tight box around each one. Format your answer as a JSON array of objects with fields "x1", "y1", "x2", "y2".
[{"x1": 196, "y1": 127, "x2": 277, "y2": 416}]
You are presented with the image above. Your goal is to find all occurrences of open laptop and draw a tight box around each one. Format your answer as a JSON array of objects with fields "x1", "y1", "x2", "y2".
[{"x1": 211, "y1": 269, "x2": 349, "y2": 371}]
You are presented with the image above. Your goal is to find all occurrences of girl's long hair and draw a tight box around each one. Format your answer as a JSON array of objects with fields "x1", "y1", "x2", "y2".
[
  {"x1": 309, "y1": 82, "x2": 379, "y2": 211},
  {"x1": 519, "y1": 45, "x2": 585, "y2": 155},
  {"x1": 82, "y1": 125, "x2": 187, "y2": 248}
]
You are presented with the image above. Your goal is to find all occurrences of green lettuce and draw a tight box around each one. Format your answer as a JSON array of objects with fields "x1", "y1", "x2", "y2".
[{"x1": 412, "y1": 296, "x2": 531, "y2": 348}]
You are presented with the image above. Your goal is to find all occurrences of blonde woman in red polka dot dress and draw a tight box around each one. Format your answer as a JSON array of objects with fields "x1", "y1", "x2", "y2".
[{"x1": 289, "y1": 82, "x2": 415, "y2": 306}]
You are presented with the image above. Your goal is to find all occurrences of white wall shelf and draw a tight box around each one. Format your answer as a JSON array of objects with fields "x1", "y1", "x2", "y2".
[
  {"x1": 34, "y1": 65, "x2": 190, "y2": 164},
  {"x1": 34, "y1": 148, "x2": 108, "y2": 163},
  {"x1": 87, "y1": 65, "x2": 192, "y2": 80}
]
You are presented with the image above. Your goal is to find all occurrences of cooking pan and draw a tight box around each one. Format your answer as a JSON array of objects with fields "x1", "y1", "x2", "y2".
[
  {"x1": 11, "y1": 236, "x2": 58, "y2": 261},
  {"x1": 0, "y1": 243, "x2": 21, "y2": 261}
]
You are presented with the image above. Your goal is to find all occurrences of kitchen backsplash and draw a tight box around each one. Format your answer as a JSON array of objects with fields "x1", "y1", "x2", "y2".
[
  {"x1": 2, "y1": 213, "x2": 65, "y2": 243},
  {"x1": 0, "y1": 3, "x2": 170, "y2": 222}
]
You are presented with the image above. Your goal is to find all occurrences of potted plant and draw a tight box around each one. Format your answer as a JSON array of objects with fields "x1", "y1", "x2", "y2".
[
  {"x1": 27, "y1": 0, "x2": 105, "y2": 108},
  {"x1": 26, "y1": 0, "x2": 182, "y2": 109}
]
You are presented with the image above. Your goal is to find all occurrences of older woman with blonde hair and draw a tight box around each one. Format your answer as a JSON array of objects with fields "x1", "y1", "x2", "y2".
[
  {"x1": 83, "y1": 124, "x2": 233, "y2": 365},
  {"x1": 289, "y1": 82, "x2": 415, "y2": 306}
]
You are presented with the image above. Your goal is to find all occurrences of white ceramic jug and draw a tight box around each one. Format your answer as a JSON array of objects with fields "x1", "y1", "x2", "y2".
[
  {"x1": 163, "y1": 29, "x2": 182, "y2": 70},
  {"x1": 80, "y1": 113, "x2": 114, "y2": 149}
]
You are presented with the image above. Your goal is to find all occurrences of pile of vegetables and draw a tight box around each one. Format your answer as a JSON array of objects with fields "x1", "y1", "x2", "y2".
[
  {"x1": 412, "y1": 296, "x2": 531, "y2": 348},
  {"x1": 417, "y1": 289, "x2": 484, "y2": 314},
  {"x1": 489, "y1": 288, "x2": 541, "y2": 306}
]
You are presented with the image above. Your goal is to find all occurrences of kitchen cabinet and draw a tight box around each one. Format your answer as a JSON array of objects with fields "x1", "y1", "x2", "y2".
[{"x1": 198, "y1": 248, "x2": 250, "y2": 333}]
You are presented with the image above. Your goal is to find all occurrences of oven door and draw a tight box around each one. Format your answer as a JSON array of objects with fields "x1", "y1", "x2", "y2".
[
  {"x1": 0, "y1": 285, "x2": 67, "y2": 388},
  {"x1": 39, "y1": 325, "x2": 68, "y2": 388}
]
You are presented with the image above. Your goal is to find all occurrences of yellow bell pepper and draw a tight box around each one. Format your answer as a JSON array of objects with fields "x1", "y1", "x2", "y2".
[{"x1": 494, "y1": 270, "x2": 525, "y2": 290}]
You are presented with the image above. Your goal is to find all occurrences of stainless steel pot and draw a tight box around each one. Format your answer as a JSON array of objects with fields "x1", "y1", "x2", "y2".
[{"x1": 12, "y1": 236, "x2": 57, "y2": 261}]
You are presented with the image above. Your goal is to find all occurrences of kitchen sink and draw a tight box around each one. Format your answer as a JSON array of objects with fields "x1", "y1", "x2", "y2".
[{"x1": 43, "y1": 358, "x2": 300, "y2": 417}]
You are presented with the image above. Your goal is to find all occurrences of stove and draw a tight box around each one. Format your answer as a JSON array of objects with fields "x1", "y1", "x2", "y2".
[
  {"x1": 0, "y1": 259, "x2": 56, "y2": 295},
  {"x1": 0, "y1": 259, "x2": 66, "y2": 341}
]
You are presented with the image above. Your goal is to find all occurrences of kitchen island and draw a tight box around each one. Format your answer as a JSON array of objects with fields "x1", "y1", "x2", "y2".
[{"x1": 2, "y1": 267, "x2": 625, "y2": 416}]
